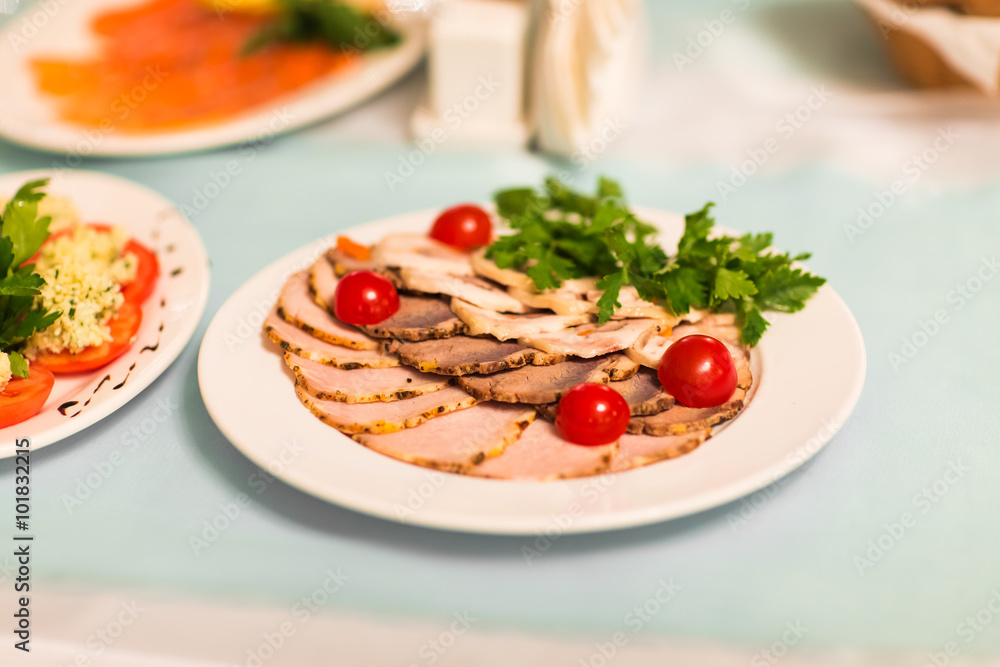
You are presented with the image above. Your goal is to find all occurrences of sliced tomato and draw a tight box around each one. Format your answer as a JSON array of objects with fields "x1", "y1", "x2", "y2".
[
  {"x1": 120, "y1": 238, "x2": 159, "y2": 304},
  {"x1": 33, "y1": 301, "x2": 142, "y2": 374},
  {"x1": 0, "y1": 366, "x2": 55, "y2": 429}
]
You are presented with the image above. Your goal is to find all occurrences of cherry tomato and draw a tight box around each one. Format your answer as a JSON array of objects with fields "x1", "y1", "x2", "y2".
[
  {"x1": 429, "y1": 204, "x2": 492, "y2": 249},
  {"x1": 555, "y1": 383, "x2": 630, "y2": 447},
  {"x1": 657, "y1": 334, "x2": 737, "y2": 408},
  {"x1": 33, "y1": 300, "x2": 142, "y2": 374},
  {"x1": 334, "y1": 270, "x2": 400, "y2": 325},
  {"x1": 0, "y1": 366, "x2": 55, "y2": 429},
  {"x1": 121, "y1": 238, "x2": 159, "y2": 305}
]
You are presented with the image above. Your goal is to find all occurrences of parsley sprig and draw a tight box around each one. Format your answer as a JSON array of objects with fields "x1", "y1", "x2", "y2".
[
  {"x1": 0, "y1": 179, "x2": 60, "y2": 377},
  {"x1": 486, "y1": 176, "x2": 826, "y2": 346},
  {"x1": 244, "y1": 0, "x2": 401, "y2": 55}
]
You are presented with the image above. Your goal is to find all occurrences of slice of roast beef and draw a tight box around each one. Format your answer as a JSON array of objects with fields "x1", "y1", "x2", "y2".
[
  {"x1": 354, "y1": 403, "x2": 536, "y2": 473},
  {"x1": 627, "y1": 315, "x2": 744, "y2": 368},
  {"x1": 278, "y1": 271, "x2": 379, "y2": 350},
  {"x1": 295, "y1": 384, "x2": 478, "y2": 434},
  {"x1": 468, "y1": 420, "x2": 615, "y2": 480},
  {"x1": 371, "y1": 233, "x2": 473, "y2": 276},
  {"x1": 610, "y1": 430, "x2": 710, "y2": 472},
  {"x1": 359, "y1": 295, "x2": 468, "y2": 341},
  {"x1": 451, "y1": 298, "x2": 591, "y2": 341},
  {"x1": 398, "y1": 267, "x2": 530, "y2": 314},
  {"x1": 535, "y1": 367, "x2": 673, "y2": 420},
  {"x1": 389, "y1": 336, "x2": 564, "y2": 375},
  {"x1": 285, "y1": 353, "x2": 450, "y2": 403},
  {"x1": 457, "y1": 354, "x2": 638, "y2": 404},
  {"x1": 520, "y1": 319, "x2": 660, "y2": 358},
  {"x1": 264, "y1": 309, "x2": 400, "y2": 369},
  {"x1": 324, "y1": 248, "x2": 403, "y2": 287}
]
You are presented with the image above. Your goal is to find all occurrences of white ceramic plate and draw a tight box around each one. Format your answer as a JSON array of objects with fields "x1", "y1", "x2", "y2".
[
  {"x1": 198, "y1": 208, "x2": 866, "y2": 535},
  {"x1": 0, "y1": 0, "x2": 425, "y2": 157},
  {"x1": 0, "y1": 170, "x2": 209, "y2": 458}
]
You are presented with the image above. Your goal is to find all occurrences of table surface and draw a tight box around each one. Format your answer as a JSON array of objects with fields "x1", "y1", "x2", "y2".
[{"x1": 2, "y1": 0, "x2": 1000, "y2": 658}]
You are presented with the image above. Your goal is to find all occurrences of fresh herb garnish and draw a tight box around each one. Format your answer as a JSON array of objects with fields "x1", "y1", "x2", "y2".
[
  {"x1": 486, "y1": 176, "x2": 826, "y2": 346},
  {"x1": 0, "y1": 179, "x2": 60, "y2": 377},
  {"x1": 244, "y1": 0, "x2": 401, "y2": 55}
]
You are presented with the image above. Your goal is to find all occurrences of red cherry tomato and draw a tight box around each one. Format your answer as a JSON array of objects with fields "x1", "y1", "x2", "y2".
[
  {"x1": 33, "y1": 300, "x2": 142, "y2": 374},
  {"x1": 0, "y1": 366, "x2": 55, "y2": 429},
  {"x1": 429, "y1": 204, "x2": 492, "y2": 249},
  {"x1": 334, "y1": 270, "x2": 400, "y2": 325},
  {"x1": 657, "y1": 334, "x2": 737, "y2": 408},
  {"x1": 555, "y1": 383, "x2": 630, "y2": 447}
]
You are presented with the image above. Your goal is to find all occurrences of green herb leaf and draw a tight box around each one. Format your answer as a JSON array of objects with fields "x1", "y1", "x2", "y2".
[
  {"x1": 595, "y1": 271, "x2": 625, "y2": 323},
  {"x1": 245, "y1": 0, "x2": 400, "y2": 55},
  {"x1": 8, "y1": 351, "x2": 28, "y2": 379}
]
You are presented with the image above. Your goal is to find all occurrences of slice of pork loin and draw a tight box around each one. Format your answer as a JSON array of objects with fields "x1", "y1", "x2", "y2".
[
  {"x1": 359, "y1": 295, "x2": 468, "y2": 341},
  {"x1": 627, "y1": 315, "x2": 744, "y2": 369},
  {"x1": 584, "y1": 285, "x2": 681, "y2": 324},
  {"x1": 536, "y1": 368, "x2": 673, "y2": 420},
  {"x1": 507, "y1": 287, "x2": 596, "y2": 316},
  {"x1": 371, "y1": 234, "x2": 473, "y2": 276},
  {"x1": 295, "y1": 384, "x2": 478, "y2": 434},
  {"x1": 398, "y1": 267, "x2": 530, "y2": 314},
  {"x1": 451, "y1": 298, "x2": 591, "y2": 341},
  {"x1": 610, "y1": 430, "x2": 710, "y2": 472},
  {"x1": 285, "y1": 353, "x2": 450, "y2": 403},
  {"x1": 468, "y1": 420, "x2": 615, "y2": 480},
  {"x1": 278, "y1": 271, "x2": 379, "y2": 350},
  {"x1": 324, "y1": 248, "x2": 403, "y2": 287},
  {"x1": 469, "y1": 248, "x2": 535, "y2": 291},
  {"x1": 457, "y1": 354, "x2": 638, "y2": 404},
  {"x1": 354, "y1": 403, "x2": 536, "y2": 473},
  {"x1": 520, "y1": 319, "x2": 660, "y2": 358},
  {"x1": 264, "y1": 309, "x2": 400, "y2": 369},
  {"x1": 388, "y1": 336, "x2": 564, "y2": 375}
]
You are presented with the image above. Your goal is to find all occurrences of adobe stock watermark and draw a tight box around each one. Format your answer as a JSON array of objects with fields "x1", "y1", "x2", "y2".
[
  {"x1": 405, "y1": 611, "x2": 478, "y2": 667},
  {"x1": 750, "y1": 621, "x2": 809, "y2": 666},
  {"x1": 853, "y1": 460, "x2": 967, "y2": 575},
  {"x1": 716, "y1": 85, "x2": 833, "y2": 202},
  {"x1": 521, "y1": 473, "x2": 617, "y2": 564},
  {"x1": 727, "y1": 417, "x2": 842, "y2": 532},
  {"x1": 7, "y1": 0, "x2": 67, "y2": 50},
  {"x1": 673, "y1": 0, "x2": 752, "y2": 71},
  {"x1": 243, "y1": 567, "x2": 350, "y2": 667},
  {"x1": 887, "y1": 254, "x2": 998, "y2": 372},
  {"x1": 384, "y1": 75, "x2": 501, "y2": 191},
  {"x1": 579, "y1": 579, "x2": 681, "y2": 667},
  {"x1": 60, "y1": 397, "x2": 179, "y2": 514},
  {"x1": 53, "y1": 600, "x2": 144, "y2": 667},
  {"x1": 188, "y1": 439, "x2": 305, "y2": 556},
  {"x1": 922, "y1": 589, "x2": 1000, "y2": 667},
  {"x1": 843, "y1": 127, "x2": 959, "y2": 243}
]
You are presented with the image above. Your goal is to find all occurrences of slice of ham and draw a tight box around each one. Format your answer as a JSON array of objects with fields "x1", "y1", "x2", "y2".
[
  {"x1": 355, "y1": 403, "x2": 536, "y2": 473},
  {"x1": 469, "y1": 248, "x2": 535, "y2": 291},
  {"x1": 295, "y1": 384, "x2": 478, "y2": 434},
  {"x1": 285, "y1": 352, "x2": 450, "y2": 403},
  {"x1": 389, "y1": 336, "x2": 564, "y2": 375},
  {"x1": 278, "y1": 271, "x2": 379, "y2": 350},
  {"x1": 535, "y1": 367, "x2": 674, "y2": 421},
  {"x1": 398, "y1": 267, "x2": 530, "y2": 314},
  {"x1": 611, "y1": 430, "x2": 710, "y2": 472},
  {"x1": 451, "y1": 298, "x2": 591, "y2": 341},
  {"x1": 457, "y1": 354, "x2": 638, "y2": 404},
  {"x1": 360, "y1": 295, "x2": 468, "y2": 341},
  {"x1": 520, "y1": 319, "x2": 660, "y2": 358},
  {"x1": 468, "y1": 420, "x2": 615, "y2": 480},
  {"x1": 371, "y1": 234, "x2": 473, "y2": 276},
  {"x1": 264, "y1": 309, "x2": 400, "y2": 369}
]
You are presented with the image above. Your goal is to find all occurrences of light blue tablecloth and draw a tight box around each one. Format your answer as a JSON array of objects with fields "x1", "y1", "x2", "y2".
[{"x1": 2, "y1": 0, "x2": 999, "y2": 655}]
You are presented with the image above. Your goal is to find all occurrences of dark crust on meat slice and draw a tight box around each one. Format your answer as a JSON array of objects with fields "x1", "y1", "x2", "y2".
[
  {"x1": 626, "y1": 397, "x2": 744, "y2": 436},
  {"x1": 325, "y1": 248, "x2": 403, "y2": 287},
  {"x1": 285, "y1": 354, "x2": 450, "y2": 404},
  {"x1": 263, "y1": 323, "x2": 399, "y2": 370},
  {"x1": 358, "y1": 295, "x2": 468, "y2": 341},
  {"x1": 386, "y1": 336, "x2": 565, "y2": 376},
  {"x1": 457, "y1": 354, "x2": 638, "y2": 404},
  {"x1": 535, "y1": 369, "x2": 674, "y2": 422},
  {"x1": 294, "y1": 385, "x2": 477, "y2": 435}
]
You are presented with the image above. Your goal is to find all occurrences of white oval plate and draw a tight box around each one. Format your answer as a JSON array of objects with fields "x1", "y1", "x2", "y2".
[
  {"x1": 0, "y1": 170, "x2": 209, "y2": 458},
  {"x1": 0, "y1": 0, "x2": 425, "y2": 157},
  {"x1": 198, "y1": 208, "x2": 866, "y2": 535}
]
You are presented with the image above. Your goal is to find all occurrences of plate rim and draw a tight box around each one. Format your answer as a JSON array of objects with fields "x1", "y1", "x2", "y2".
[
  {"x1": 198, "y1": 208, "x2": 867, "y2": 535},
  {"x1": 0, "y1": 168, "x2": 210, "y2": 458}
]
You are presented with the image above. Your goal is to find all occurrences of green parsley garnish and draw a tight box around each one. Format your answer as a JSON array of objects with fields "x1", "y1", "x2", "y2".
[
  {"x1": 244, "y1": 0, "x2": 401, "y2": 55},
  {"x1": 486, "y1": 176, "x2": 826, "y2": 346},
  {"x1": 0, "y1": 179, "x2": 60, "y2": 377}
]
